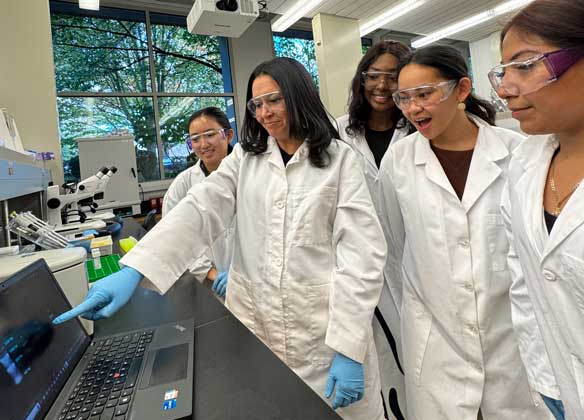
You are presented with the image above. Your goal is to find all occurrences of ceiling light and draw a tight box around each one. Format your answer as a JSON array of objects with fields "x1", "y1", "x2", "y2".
[
  {"x1": 79, "y1": 0, "x2": 100, "y2": 11},
  {"x1": 412, "y1": 0, "x2": 533, "y2": 48},
  {"x1": 360, "y1": 0, "x2": 426, "y2": 37},
  {"x1": 271, "y1": 0, "x2": 326, "y2": 33}
]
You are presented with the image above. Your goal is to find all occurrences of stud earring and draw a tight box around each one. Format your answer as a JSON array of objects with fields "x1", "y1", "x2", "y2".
[{"x1": 457, "y1": 102, "x2": 466, "y2": 111}]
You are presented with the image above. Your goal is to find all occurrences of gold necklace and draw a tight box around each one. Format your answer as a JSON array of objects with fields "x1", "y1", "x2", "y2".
[{"x1": 549, "y1": 158, "x2": 582, "y2": 216}]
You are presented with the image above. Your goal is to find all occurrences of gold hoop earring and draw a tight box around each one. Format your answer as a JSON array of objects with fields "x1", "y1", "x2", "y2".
[{"x1": 457, "y1": 102, "x2": 466, "y2": 111}]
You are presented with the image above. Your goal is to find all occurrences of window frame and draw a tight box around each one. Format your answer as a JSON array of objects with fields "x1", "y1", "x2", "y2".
[{"x1": 50, "y1": 0, "x2": 237, "y2": 183}]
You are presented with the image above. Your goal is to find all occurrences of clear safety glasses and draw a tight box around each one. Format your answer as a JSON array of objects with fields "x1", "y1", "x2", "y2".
[
  {"x1": 489, "y1": 46, "x2": 584, "y2": 98},
  {"x1": 392, "y1": 80, "x2": 458, "y2": 111},
  {"x1": 361, "y1": 71, "x2": 398, "y2": 89},
  {"x1": 186, "y1": 128, "x2": 227, "y2": 151},
  {"x1": 246, "y1": 91, "x2": 285, "y2": 118}
]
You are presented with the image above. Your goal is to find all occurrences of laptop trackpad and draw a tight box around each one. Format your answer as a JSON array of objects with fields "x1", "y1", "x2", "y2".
[{"x1": 141, "y1": 344, "x2": 188, "y2": 389}]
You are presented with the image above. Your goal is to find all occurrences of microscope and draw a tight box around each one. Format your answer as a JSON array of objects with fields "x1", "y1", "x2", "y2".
[{"x1": 46, "y1": 166, "x2": 118, "y2": 231}]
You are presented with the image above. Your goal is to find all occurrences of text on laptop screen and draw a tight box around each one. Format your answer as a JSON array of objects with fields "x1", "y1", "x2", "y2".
[{"x1": 0, "y1": 261, "x2": 90, "y2": 420}]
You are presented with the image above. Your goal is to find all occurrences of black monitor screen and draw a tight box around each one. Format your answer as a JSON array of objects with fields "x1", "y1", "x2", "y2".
[{"x1": 0, "y1": 260, "x2": 90, "y2": 420}]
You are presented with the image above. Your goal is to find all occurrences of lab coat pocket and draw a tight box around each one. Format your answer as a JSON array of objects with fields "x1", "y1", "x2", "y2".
[
  {"x1": 571, "y1": 354, "x2": 584, "y2": 409},
  {"x1": 289, "y1": 186, "x2": 337, "y2": 246},
  {"x1": 402, "y1": 295, "x2": 433, "y2": 387},
  {"x1": 306, "y1": 283, "x2": 335, "y2": 366},
  {"x1": 561, "y1": 253, "x2": 584, "y2": 313},
  {"x1": 225, "y1": 269, "x2": 256, "y2": 332},
  {"x1": 486, "y1": 214, "x2": 509, "y2": 272}
]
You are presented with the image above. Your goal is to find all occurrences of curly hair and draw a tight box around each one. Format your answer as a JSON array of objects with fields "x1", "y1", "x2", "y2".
[
  {"x1": 345, "y1": 40, "x2": 412, "y2": 137},
  {"x1": 240, "y1": 57, "x2": 339, "y2": 168}
]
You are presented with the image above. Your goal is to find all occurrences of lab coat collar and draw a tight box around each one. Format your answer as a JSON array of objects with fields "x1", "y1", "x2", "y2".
[
  {"x1": 513, "y1": 135, "x2": 558, "y2": 259},
  {"x1": 353, "y1": 125, "x2": 409, "y2": 171},
  {"x1": 513, "y1": 135, "x2": 584, "y2": 260},
  {"x1": 414, "y1": 114, "x2": 509, "y2": 212},
  {"x1": 460, "y1": 116, "x2": 509, "y2": 212},
  {"x1": 265, "y1": 136, "x2": 309, "y2": 169}
]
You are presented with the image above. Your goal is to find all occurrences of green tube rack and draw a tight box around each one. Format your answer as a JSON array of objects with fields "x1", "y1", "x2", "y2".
[{"x1": 86, "y1": 254, "x2": 121, "y2": 283}]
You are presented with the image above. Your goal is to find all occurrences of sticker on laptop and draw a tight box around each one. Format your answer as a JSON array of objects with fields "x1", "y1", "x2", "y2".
[
  {"x1": 163, "y1": 399, "x2": 177, "y2": 411},
  {"x1": 164, "y1": 389, "x2": 179, "y2": 401},
  {"x1": 162, "y1": 388, "x2": 179, "y2": 410}
]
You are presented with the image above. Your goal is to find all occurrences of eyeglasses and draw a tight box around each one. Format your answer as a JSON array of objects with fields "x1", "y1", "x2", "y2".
[
  {"x1": 392, "y1": 80, "x2": 458, "y2": 110},
  {"x1": 488, "y1": 46, "x2": 584, "y2": 98},
  {"x1": 186, "y1": 128, "x2": 227, "y2": 151},
  {"x1": 361, "y1": 71, "x2": 398, "y2": 88},
  {"x1": 246, "y1": 91, "x2": 285, "y2": 117}
]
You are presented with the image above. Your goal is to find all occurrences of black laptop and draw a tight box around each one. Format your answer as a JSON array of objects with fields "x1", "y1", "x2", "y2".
[{"x1": 0, "y1": 259, "x2": 195, "y2": 420}]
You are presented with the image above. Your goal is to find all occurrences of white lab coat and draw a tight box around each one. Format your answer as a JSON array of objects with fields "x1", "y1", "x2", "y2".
[
  {"x1": 337, "y1": 114, "x2": 408, "y2": 418},
  {"x1": 162, "y1": 161, "x2": 234, "y2": 282},
  {"x1": 502, "y1": 134, "x2": 584, "y2": 419},
  {"x1": 122, "y1": 139, "x2": 386, "y2": 419},
  {"x1": 378, "y1": 115, "x2": 551, "y2": 420}
]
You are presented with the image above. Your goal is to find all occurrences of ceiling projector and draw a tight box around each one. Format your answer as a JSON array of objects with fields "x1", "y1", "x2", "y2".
[{"x1": 187, "y1": 0, "x2": 260, "y2": 38}]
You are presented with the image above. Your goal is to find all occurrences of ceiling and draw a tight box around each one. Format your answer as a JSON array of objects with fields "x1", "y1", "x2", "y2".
[
  {"x1": 266, "y1": 0, "x2": 518, "y2": 42},
  {"x1": 103, "y1": 0, "x2": 520, "y2": 43}
]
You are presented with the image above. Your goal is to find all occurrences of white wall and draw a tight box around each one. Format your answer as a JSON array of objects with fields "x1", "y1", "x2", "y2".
[
  {"x1": 0, "y1": 0, "x2": 63, "y2": 184},
  {"x1": 312, "y1": 14, "x2": 362, "y2": 118},
  {"x1": 229, "y1": 21, "x2": 275, "y2": 134},
  {"x1": 469, "y1": 31, "x2": 501, "y2": 102}
]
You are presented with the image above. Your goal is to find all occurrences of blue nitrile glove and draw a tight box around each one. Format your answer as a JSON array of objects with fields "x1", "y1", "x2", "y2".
[
  {"x1": 325, "y1": 353, "x2": 365, "y2": 410},
  {"x1": 53, "y1": 267, "x2": 143, "y2": 323},
  {"x1": 211, "y1": 271, "x2": 228, "y2": 297}
]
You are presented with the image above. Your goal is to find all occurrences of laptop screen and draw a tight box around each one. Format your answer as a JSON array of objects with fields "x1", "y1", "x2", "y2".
[{"x1": 0, "y1": 259, "x2": 90, "y2": 420}]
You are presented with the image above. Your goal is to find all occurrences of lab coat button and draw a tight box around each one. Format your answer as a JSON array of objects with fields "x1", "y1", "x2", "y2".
[
  {"x1": 474, "y1": 363, "x2": 483, "y2": 372},
  {"x1": 276, "y1": 258, "x2": 282, "y2": 267},
  {"x1": 467, "y1": 324, "x2": 478, "y2": 334},
  {"x1": 464, "y1": 283, "x2": 474, "y2": 291},
  {"x1": 276, "y1": 201, "x2": 284, "y2": 209},
  {"x1": 459, "y1": 239, "x2": 470, "y2": 248},
  {"x1": 542, "y1": 270, "x2": 556, "y2": 282}
]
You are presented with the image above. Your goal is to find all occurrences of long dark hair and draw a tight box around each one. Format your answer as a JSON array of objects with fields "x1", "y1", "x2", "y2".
[
  {"x1": 346, "y1": 40, "x2": 412, "y2": 137},
  {"x1": 187, "y1": 106, "x2": 231, "y2": 131},
  {"x1": 501, "y1": 0, "x2": 584, "y2": 48},
  {"x1": 241, "y1": 57, "x2": 339, "y2": 168},
  {"x1": 396, "y1": 45, "x2": 496, "y2": 125}
]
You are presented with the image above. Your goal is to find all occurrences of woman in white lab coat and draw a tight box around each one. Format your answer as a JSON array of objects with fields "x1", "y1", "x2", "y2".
[
  {"x1": 162, "y1": 107, "x2": 235, "y2": 296},
  {"x1": 377, "y1": 45, "x2": 551, "y2": 420},
  {"x1": 55, "y1": 58, "x2": 386, "y2": 419},
  {"x1": 337, "y1": 40, "x2": 412, "y2": 419},
  {"x1": 492, "y1": 1, "x2": 584, "y2": 418}
]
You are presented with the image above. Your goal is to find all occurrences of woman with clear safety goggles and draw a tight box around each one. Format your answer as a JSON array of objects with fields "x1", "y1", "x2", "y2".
[
  {"x1": 162, "y1": 107, "x2": 235, "y2": 299},
  {"x1": 336, "y1": 40, "x2": 412, "y2": 420},
  {"x1": 55, "y1": 57, "x2": 387, "y2": 420},
  {"x1": 493, "y1": 1, "x2": 584, "y2": 419},
  {"x1": 377, "y1": 45, "x2": 550, "y2": 420}
]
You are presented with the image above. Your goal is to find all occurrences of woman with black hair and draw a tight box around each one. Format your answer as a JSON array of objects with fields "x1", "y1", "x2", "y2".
[
  {"x1": 55, "y1": 57, "x2": 387, "y2": 419},
  {"x1": 162, "y1": 107, "x2": 235, "y2": 298},
  {"x1": 377, "y1": 45, "x2": 550, "y2": 419},
  {"x1": 494, "y1": 1, "x2": 584, "y2": 418},
  {"x1": 337, "y1": 40, "x2": 412, "y2": 419}
]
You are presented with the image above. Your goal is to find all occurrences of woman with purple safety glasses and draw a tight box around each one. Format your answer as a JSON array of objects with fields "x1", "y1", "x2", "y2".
[{"x1": 493, "y1": 1, "x2": 584, "y2": 419}]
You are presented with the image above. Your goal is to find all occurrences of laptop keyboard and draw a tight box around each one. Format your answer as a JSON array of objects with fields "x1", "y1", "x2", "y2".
[{"x1": 57, "y1": 329, "x2": 154, "y2": 420}]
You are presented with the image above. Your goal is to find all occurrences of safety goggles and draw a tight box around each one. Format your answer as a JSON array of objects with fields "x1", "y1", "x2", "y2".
[
  {"x1": 185, "y1": 128, "x2": 227, "y2": 151},
  {"x1": 246, "y1": 91, "x2": 285, "y2": 118},
  {"x1": 361, "y1": 71, "x2": 398, "y2": 89},
  {"x1": 392, "y1": 80, "x2": 458, "y2": 111},
  {"x1": 488, "y1": 46, "x2": 584, "y2": 97}
]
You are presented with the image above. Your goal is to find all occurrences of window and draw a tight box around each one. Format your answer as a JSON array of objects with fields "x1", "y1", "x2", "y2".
[
  {"x1": 273, "y1": 30, "x2": 319, "y2": 88},
  {"x1": 273, "y1": 30, "x2": 373, "y2": 89},
  {"x1": 50, "y1": 2, "x2": 235, "y2": 183}
]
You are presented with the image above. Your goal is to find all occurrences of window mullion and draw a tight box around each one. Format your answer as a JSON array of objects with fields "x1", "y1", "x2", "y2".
[{"x1": 145, "y1": 10, "x2": 165, "y2": 180}]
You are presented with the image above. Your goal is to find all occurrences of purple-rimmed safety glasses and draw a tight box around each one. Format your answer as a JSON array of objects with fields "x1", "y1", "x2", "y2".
[{"x1": 489, "y1": 45, "x2": 584, "y2": 97}]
